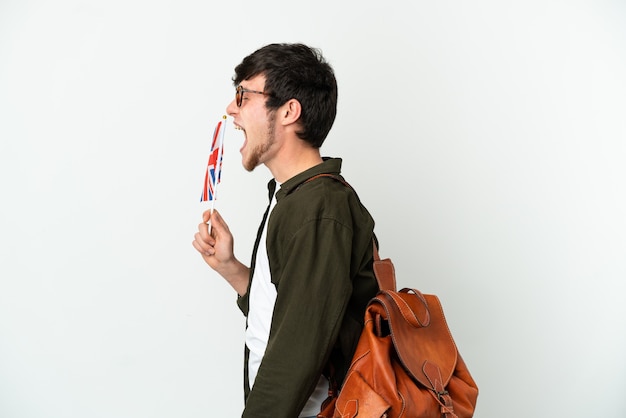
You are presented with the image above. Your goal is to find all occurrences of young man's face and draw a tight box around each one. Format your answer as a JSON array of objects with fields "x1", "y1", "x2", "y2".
[{"x1": 226, "y1": 74, "x2": 277, "y2": 172}]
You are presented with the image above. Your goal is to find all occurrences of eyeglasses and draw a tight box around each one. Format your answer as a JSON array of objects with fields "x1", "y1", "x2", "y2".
[{"x1": 235, "y1": 85, "x2": 271, "y2": 107}]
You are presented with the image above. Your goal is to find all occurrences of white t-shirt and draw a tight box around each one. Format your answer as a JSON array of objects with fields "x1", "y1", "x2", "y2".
[
  {"x1": 245, "y1": 185, "x2": 327, "y2": 417},
  {"x1": 245, "y1": 189, "x2": 278, "y2": 388}
]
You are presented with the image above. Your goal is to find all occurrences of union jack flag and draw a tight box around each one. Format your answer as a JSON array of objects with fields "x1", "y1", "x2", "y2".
[{"x1": 200, "y1": 118, "x2": 225, "y2": 202}]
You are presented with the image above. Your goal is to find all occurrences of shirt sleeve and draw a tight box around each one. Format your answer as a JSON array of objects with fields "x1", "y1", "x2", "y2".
[
  {"x1": 241, "y1": 218, "x2": 354, "y2": 418},
  {"x1": 237, "y1": 286, "x2": 250, "y2": 316}
]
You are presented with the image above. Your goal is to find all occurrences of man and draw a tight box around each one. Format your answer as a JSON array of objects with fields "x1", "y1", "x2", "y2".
[{"x1": 192, "y1": 43, "x2": 378, "y2": 417}]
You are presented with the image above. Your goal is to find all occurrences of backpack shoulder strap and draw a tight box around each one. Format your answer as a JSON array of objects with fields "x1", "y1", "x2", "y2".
[{"x1": 372, "y1": 241, "x2": 397, "y2": 291}]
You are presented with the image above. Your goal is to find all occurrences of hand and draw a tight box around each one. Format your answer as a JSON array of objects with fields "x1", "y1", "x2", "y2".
[
  {"x1": 193, "y1": 209, "x2": 233, "y2": 268},
  {"x1": 192, "y1": 210, "x2": 250, "y2": 295}
]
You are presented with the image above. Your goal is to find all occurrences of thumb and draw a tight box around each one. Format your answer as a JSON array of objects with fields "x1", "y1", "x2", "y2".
[
  {"x1": 203, "y1": 209, "x2": 225, "y2": 233},
  {"x1": 202, "y1": 209, "x2": 212, "y2": 224}
]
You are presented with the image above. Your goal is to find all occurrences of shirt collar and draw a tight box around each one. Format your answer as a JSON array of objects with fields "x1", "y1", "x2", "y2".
[{"x1": 267, "y1": 157, "x2": 343, "y2": 202}]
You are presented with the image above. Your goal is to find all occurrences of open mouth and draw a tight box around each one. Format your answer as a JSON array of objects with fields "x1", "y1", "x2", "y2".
[{"x1": 233, "y1": 122, "x2": 247, "y2": 152}]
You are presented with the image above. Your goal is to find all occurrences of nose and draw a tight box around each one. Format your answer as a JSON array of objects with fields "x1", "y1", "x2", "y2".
[{"x1": 226, "y1": 98, "x2": 238, "y2": 117}]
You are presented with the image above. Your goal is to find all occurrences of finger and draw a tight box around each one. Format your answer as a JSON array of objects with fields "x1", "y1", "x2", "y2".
[
  {"x1": 197, "y1": 222, "x2": 215, "y2": 244},
  {"x1": 202, "y1": 209, "x2": 212, "y2": 224},
  {"x1": 192, "y1": 232, "x2": 214, "y2": 255},
  {"x1": 207, "y1": 210, "x2": 229, "y2": 234},
  {"x1": 204, "y1": 210, "x2": 228, "y2": 238}
]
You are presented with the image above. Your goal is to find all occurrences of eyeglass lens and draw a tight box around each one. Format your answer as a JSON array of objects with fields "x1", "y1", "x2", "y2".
[{"x1": 236, "y1": 86, "x2": 243, "y2": 107}]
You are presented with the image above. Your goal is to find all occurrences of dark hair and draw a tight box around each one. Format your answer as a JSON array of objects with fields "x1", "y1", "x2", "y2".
[{"x1": 232, "y1": 43, "x2": 338, "y2": 148}]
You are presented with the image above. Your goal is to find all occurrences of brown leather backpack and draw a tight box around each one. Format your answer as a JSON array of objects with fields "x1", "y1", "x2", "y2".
[{"x1": 318, "y1": 247, "x2": 479, "y2": 418}]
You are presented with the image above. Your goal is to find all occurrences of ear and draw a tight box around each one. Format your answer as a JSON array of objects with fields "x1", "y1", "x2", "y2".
[{"x1": 279, "y1": 98, "x2": 302, "y2": 126}]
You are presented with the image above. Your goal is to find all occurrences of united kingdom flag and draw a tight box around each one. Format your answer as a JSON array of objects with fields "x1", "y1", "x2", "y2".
[{"x1": 200, "y1": 118, "x2": 226, "y2": 202}]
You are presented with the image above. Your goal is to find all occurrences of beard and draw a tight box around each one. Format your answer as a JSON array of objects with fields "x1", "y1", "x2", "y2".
[{"x1": 242, "y1": 110, "x2": 276, "y2": 172}]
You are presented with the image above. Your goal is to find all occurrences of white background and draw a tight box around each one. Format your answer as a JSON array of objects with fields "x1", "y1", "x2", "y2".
[{"x1": 1, "y1": 1, "x2": 625, "y2": 417}]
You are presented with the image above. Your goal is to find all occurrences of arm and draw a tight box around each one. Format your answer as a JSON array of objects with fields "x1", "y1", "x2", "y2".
[
  {"x1": 192, "y1": 209, "x2": 250, "y2": 296},
  {"x1": 242, "y1": 219, "x2": 354, "y2": 417}
]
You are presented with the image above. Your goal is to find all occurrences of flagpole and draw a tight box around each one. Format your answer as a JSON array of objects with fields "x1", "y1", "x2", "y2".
[{"x1": 208, "y1": 115, "x2": 227, "y2": 235}]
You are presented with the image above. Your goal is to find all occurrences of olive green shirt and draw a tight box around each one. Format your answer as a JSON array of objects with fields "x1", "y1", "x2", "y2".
[{"x1": 237, "y1": 158, "x2": 378, "y2": 417}]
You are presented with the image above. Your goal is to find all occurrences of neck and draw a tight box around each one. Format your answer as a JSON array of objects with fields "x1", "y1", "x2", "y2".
[{"x1": 266, "y1": 145, "x2": 323, "y2": 183}]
